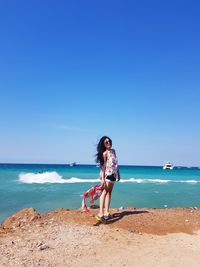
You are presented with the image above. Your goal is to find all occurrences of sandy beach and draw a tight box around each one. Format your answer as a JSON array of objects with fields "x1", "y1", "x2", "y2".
[{"x1": 1, "y1": 207, "x2": 200, "y2": 267}]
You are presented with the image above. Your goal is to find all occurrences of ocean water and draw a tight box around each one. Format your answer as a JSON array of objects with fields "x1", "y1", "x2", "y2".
[{"x1": 1, "y1": 163, "x2": 200, "y2": 222}]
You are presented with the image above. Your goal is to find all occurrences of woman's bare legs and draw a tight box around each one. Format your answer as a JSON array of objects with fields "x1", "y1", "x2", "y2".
[
  {"x1": 98, "y1": 189, "x2": 106, "y2": 217},
  {"x1": 98, "y1": 181, "x2": 114, "y2": 217},
  {"x1": 104, "y1": 181, "x2": 114, "y2": 216}
]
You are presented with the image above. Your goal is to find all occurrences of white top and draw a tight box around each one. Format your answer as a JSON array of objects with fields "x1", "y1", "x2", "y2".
[{"x1": 105, "y1": 149, "x2": 118, "y2": 177}]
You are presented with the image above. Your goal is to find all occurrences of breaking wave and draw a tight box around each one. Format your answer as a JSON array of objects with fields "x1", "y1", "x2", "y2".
[
  {"x1": 120, "y1": 178, "x2": 199, "y2": 184},
  {"x1": 19, "y1": 172, "x2": 99, "y2": 184},
  {"x1": 19, "y1": 172, "x2": 200, "y2": 184}
]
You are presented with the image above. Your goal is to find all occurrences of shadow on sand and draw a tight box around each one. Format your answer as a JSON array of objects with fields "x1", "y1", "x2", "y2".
[{"x1": 93, "y1": 210, "x2": 148, "y2": 226}]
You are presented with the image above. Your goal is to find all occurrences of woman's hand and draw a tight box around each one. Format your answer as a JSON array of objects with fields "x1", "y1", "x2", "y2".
[
  {"x1": 100, "y1": 176, "x2": 106, "y2": 186},
  {"x1": 101, "y1": 178, "x2": 106, "y2": 187},
  {"x1": 117, "y1": 170, "x2": 121, "y2": 181}
]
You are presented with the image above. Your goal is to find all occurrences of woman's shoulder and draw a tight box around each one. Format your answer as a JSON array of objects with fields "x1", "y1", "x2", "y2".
[{"x1": 103, "y1": 150, "x2": 108, "y2": 156}]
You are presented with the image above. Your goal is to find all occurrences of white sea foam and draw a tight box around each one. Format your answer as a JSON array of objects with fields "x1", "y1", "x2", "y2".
[
  {"x1": 19, "y1": 172, "x2": 67, "y2": 184},
  {"x1": 19, "y1": 172, "x2": 200, "y2": 184},
  {"x1": 120, "y1": 178, "x2": 170, "y2": 183},
  {"x1": 119, "y1": 178, "x2": 199, "y2": 184},
  {"x1": 19, "y1": 172, "x2": 99, "y2": 184},
  {"x1": 63, "y1": 177, "x2": 99, "y2": 183},
  {"x1": 178, "y1": 180, "x2": 198, "y2": 184}
]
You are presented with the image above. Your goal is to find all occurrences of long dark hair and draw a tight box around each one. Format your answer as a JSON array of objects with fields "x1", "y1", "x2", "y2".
[{"x1": 95, "y1": 136, "x2": 112, "y2": 166}]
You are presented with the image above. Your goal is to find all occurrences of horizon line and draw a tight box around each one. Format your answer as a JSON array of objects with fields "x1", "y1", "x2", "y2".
[{"x1": 0, "y1": 162, "x2": 199, "y2": 168}]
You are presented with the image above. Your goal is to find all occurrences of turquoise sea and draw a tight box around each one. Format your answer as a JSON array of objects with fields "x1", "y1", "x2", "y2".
[{"x1": 1, "y1": 163, "x2": 200, "y2": 222}]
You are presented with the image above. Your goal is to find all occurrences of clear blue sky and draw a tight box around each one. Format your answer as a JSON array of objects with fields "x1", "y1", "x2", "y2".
[{"x1": 0, "y1": 0, "x2": 200, "y2": 166}]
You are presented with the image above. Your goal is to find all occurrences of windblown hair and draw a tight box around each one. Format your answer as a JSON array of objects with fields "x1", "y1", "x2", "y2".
[{"x1": 95, "y1": 136, "x2": 112, "y2": 167}]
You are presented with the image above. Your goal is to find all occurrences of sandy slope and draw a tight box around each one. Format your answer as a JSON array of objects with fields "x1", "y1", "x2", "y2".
[{"x1": 1, "y1": 207, "x2": 200, "y2": 267}]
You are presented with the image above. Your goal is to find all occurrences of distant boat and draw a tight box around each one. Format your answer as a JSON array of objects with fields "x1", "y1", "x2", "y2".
[
  {"x1": 163, "y1": 162, "x2": 174, "y2": 170},
  {"x1": 69, "y1": 162, "x2": 76, "y2": 167}
]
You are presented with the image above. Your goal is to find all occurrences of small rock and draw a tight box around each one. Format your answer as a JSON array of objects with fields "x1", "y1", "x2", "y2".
[
  {"x1": 190, "y1": 206, "x2": 198, "y2": 210},
  {"x1": 185, "y1": 219, "x2": 189, "y2": 222},
  {"x1": 39, "y1": 244, "x2": 49, "y2": 250},
  {"x1": 118, "y1": 206, "x2": 124, "y2": 211},
  {"x1": 90, "y1": 204, "x2": 99, "y2": 209}
]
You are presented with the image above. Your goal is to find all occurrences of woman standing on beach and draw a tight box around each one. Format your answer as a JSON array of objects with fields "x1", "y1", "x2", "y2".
[{"x1": 95, "y1": 136, "x2": 120, "y2": 221}]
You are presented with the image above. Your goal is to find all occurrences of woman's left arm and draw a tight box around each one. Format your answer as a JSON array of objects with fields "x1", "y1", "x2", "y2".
[
  {"x1": 114, "y1": 149, "x2": 121, "y2": 181},
  {"x1": 117, "y1": 169, "x2": 121, "y2": 181}
]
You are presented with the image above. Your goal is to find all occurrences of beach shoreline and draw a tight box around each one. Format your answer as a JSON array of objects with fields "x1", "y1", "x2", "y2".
[{"x1": 1, "y1": 207, "x2": 200, "y2": 266}]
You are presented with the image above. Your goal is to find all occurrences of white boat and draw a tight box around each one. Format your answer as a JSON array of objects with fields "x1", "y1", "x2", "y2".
[
  {"x1": 69, "y1": 162, "x2": 76, "y2": 167},
  {"x1": 163, "y1": 162, "x2": 174, "y2": 170}
]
